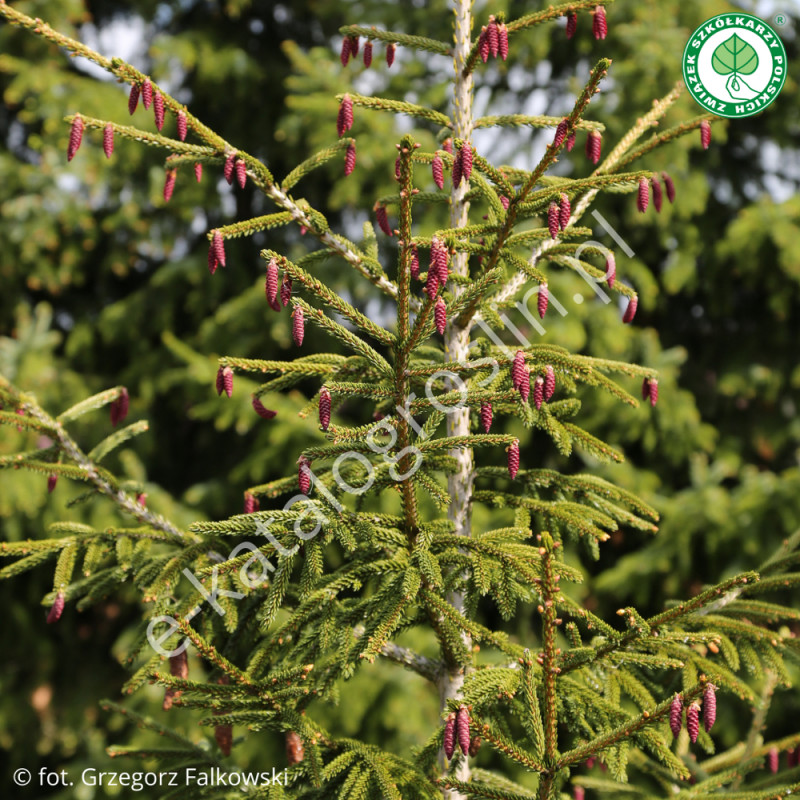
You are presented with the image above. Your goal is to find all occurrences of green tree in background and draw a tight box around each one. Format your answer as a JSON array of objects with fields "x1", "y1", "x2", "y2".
[{"x1": 3, "y1": 1, "x2": 800, "y2": 799}]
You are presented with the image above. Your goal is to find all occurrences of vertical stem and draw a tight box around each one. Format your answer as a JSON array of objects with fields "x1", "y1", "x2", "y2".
[{"x1": 439, "y1": 1, "x2": 474, "y2": 798}]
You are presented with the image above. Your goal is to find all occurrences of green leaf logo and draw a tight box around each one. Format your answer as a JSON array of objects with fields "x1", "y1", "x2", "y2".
[{"x1": 711, "y1": 33, "x2": 759, "y2": 76}]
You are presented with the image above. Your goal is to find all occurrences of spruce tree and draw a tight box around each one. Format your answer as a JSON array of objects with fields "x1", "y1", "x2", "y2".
[{"x1": 2, "y1": 2, "x2": 800, "y2": 799}]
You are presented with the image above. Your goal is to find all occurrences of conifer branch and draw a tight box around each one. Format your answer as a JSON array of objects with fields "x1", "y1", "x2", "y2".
[
  {"x1": 473, "y1": 115, "x2": 604, "y2": 133},
  {"x1": 340, "y1": 92, "x2": 452, "y2": 129},
  {"x1": 340, "y1": 25, "x2": 452, "y2": 57}
]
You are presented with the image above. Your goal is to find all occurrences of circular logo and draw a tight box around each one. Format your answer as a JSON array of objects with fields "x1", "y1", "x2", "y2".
[{"x1": 682, "y1": 13, "x2": 787, "y2": 118}]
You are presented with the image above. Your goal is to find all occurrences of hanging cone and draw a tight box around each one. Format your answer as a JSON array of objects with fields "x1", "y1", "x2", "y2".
[
  {"x1": 669, "y1": 694, "x2": 683, "y2": 739},
  {"x1": 480, "y1": 403, "x2": 493, "y2": 433},
  {"x1": 386, "y1": 43, "x2": 396, "y2": 67},
  {"x1": 252, "y1": 396, "x2": 277, "y2": 419},
  {"x1": 280, "y1": 275, "x2": 293, "y2": 307},
  {"x1": 686, "y1": 702, "x2": 700, "y2": 743},
  {"x1": 375, "y1": 204, "x2": 392, "y2": 236},
  {"x1": 176, "y1": 110, "x2": 188, "y2": 141},
  {"x1": 216, "y1": 366, "x2": 234, "y2": 398},
  {"x1": 512, "y1": 350, "x2": 526, "y2": 390},
  {"x1": 434, "y1": 297, "x2": 447, "y2": 335},
  {"x1": 651, "y1": 176, "x2": 663, "y2": 212},
  {"x1": 153, "y1": 91, "x2": 165, "y2": 131},
  {"x1": 566, "y1": 11, "x2": 578, "y2": 39},
  {"x1": 244, "y1": 493, "x2": 258, "y2": 515},
  {"x1": 478, "y1": 27, "x2": 490, "y2": 63},
  {"x1": 163, "y1": 169, "x2": 177, "y2": 203},
  {"x1": 647, "y1": 378, "x2": 659, "y2": 407},
  {"x1": 142, "y1": 79, "x2": 153, "y2": 109},
  {"x1": 128, "y1": 83, "x2": 140, "y2": 115},
  {"x1": 136, "y1": 492, "x2": 147, "y2": 506},
  {"x1": 637, "y1": 177, "x2": 649, "y2": 213},
  {"x1": 432, "y1": 154, "x2": 444, "y2": 189},
  {"x1": 224, "y1": 154, "x2": 236, "y2": 184},
  {"x1": 487, "y1": 18, "x2": 499, "y2": 58},
  {"x1": 337, "y1": 94, "x2": 354, "y2": 137},
  {"x1": 194, "y1": 162, "x2": 203, "y2": 182},
  {"x1": 340, "y1": 37, "x2": 351, "y2": 66},
  {"x1": 319, "y1": 387, "x2": 332, "y2": 431},
  {"x1": 700, "y1": 120, "x2": 711, "y2": 150},
  {"x1": 103, "y1": 124, "x2": 114, "y2": 158},
  {"x1": 209, "y1": 230, "x2": 226, "y2": 272},
  {"x1": 235, "y1": 158, "x2": 247, "y2": 189},
  {"x1": 298, "y1": 457, "x2": 312, "y2": 495},
  {"x1": 67, "y1": 115, "x2": 84, "y2": 161},
  {"x1": 452, "y1": 146, "x2": 463, "y2": 187},
  {"x1": 411, "y1": 246, "x2": 420, "y2": 280},
  {"x1": 544, "y1": 365, "x2": 555, "y2": 401},
  {"x1": 768, "y1": 747, "x2": 779, "y2": 774},
  {"x1": 622, "y1": 295, "x2": 638, "y2": 324},
  {"x1": 500, "y1": 195, "x2": 510, "y2": 210},
  {"x1": 425, "y1": 263, "x2": 439, "y2": 300},
  {"x1": 519, "y1": 369, "x2": 531, "y2": 403},
  {"x1": 363, "y1": 41, "x2": 373, "y2": 67},
  {"x1": 286, "y1": 731, "x2": 305, "y2": 765},
  {"x1": 442, "y1": 138, "x2": 453, "y2": 155},
  {"x1": 553, "y1": 118, "x2": 568, "y2": 149},
  {"x1": 559, "y1": 193, "x2": 571, "y2": 230},
  {"x1": 605, "y1": 253, "x2": 616, "y2": 288},
  {"x1": 344, "y1": 142, "x2": 356, "y2": 176},
  {"x1": 586, "y1": 130, "x2": 602, "y2": 165},
  {"x1": 548, "y1": 202, "x2": 560, "y2": 239},
  {"x1": 498, "y1": 23, "x2": 509, "y2": 60},
  {"x1": 292, "y1": 306, "x2": 305, "y2": 346},
  {"x1": 593, "y1": 5, "x2": 608, "y2": 39},
  {"x1": 349, "y1": 36, "x2": 359, "y2": 56},
  {"x1": 46, "y1": 591, "x2": 65, "y2": 624},
  {"x1": 533, "y1": 376, "x2": 544, "y2": 410},
  {"x1": 110, "y1": 387, "x2": 130, "y2": 426},
  {"x1": 432, "y1": 237, "x2": 449, "y2": 286},
  {"x1": 443, "y1": 713, "x2": 456, "y2": 759},
  {"x1": 456, "y1": 706, "x2": 471, "y2": 756},
  {"x1": 266, "y1": 260, "x2": 279, "y2": 308},
  {"x1": 566, "y1": 132, "x2": 576, "y2": 151},
  {"x1": 538, "y1": 284, "x2": 549, "y2": 319},
  {"x1": 47, "y1": 474, "x2": 58, "y2": 493},
  {"x1": 662, "y1": 172, "x2": 676, "y2": 203},
  {"x1": 703, "y1": 684, "x2": 716, "y2": 732},
  {"x1": 508, "y1": 440, "x2": 520, "y2": 480}
]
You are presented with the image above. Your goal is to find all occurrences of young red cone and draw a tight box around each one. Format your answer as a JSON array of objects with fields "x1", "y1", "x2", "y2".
[
  {"x1": 432, "y1": 154, "x2": 444, "y2": 189},
  {"x1": 456, "y1": 706, "x2": 471, "y2": 756},
  {"x1": 768, "y1": 747, "x2": 779, "y2": 774},
  {"x1": 700, "y1": 120, "x2": 711, "y2": 150},
  {"x1": 703, "y1": 684, "x2": 716, "y2": 732},
  {"x1": 286, "y1": 731, "x2": 305, "y2": 765},
  {"x1": 298, "y1": 456, "x2": 312, "y2": 495},
  {"x1": 103, "y1": 123, "x2": 114, "y2": 158},
  {"x1": 593, "y1": 5, "x2": 608, "y2": 39},
  {"x1": 566, "y1": 131, "x2": 576, "y2": 152},
  {"x1": 67, "y1": 115, "x2": 84, "y2": 161},
  {"x1": 645, "y1": 378, "x2": 659, "y2": 407},
  {"x1": 553, "y1": 118, "x2": 568, "y2": 149},
  {"x1": 337, "y1": 94, "x2": 354, "y2": 137},
  {"x1": 434, "y1": 297, "x2": 447, "y2": 335},
  {"x1": 319, "y1": 387, "x2": 332, "y2": 431},
  {"x1": 141, "y1": 78, "x2": 153, "y2": 110},
  {"x1": 544, "y1": 365, "x2": 556, "y2": 401},
  {"x1": 110, "y1": 387, "x2": 130, "y2": 426},
  {"x1": 386, "y1": 42, "x2": 396, "y2": 67},
  {"x1": 559, "y1": 193, "x2": 571, "y2": 230},
  {"x1": 348, "y1": 36, "x2": 359, "y2": 56},
  {"x1": 443, "y1": 713, "x2": 456, "y2": 759},
  {"x1": 431, "y1": 237, "x2": 449, "y2": 287},
  {"x1": 566, "y1": 11, "x2": 578, "y2": 39},
  {"x1": 340, "y1": 36, "x2": 351, "y2": 66},
  {"x1": 637, "y1": 177, "x2": 649, "y2": 213},
  {"x1": 480, "y1": 403, "x2": 493, "y2": 433},
  {"x1": 686, "y1": 702, "x2": 700, "y2": 743},
  {"x1": 410, "y1": 246, "x2": 420, "y2": 280},
  {"x1": 252, "y1": 396, "x2": 277, "y2": 420},
  {"x1": 280, "y1": 275, "x2": 292, "y2": 307},
  {"x1": 163, "y1": 169, "x2": 177, "y2": 203},
  {"x1": 235, "y1": 158, "x2": 247, "y2": 189},
  {"x1": 460, "y1": 142, "x2": 473, "y2": 181},
  {"x1": 669, "y1": 694, "x2": 683, "y2": 738},
  {"x1": 519, "y1": 369, "x2": 531, "y2": 403},
  {"x1": 508, "y1": 440, "x2": 520, "y2": 480},
  {"x1": 375, "y1": 204, "x2": 392, "y2": 236},
  {"x1": 548, "y1": 202, "x2": 560, "y2": 239},
  {"x1": 538, "y1": 284, "x2": 549, "y2": 319},
  {"x1": 662, "y1": 171, "x2": 676, "y2": 204},
  {"x1": 176, "y1": 110, "x2": 188, "y2": 141},
  {"x1": 194, "y1": 162, "x2": 203, "y2": 182},
  {"x1": 605, "y1": 252, "x2": 616, "y2": 288},
  {"x1": 244, "y1": 493, "x2": 259, "y2": 514},
  {"x1": 46, "y1": 591, "x2": 65, "y2": 624},
  {"x1": 586, "y1": 130, "x2": 602, "y2": 164},
  {"x1": 622, "y1": 295, "x2": 638, "y2": 324},
  {"x1": 209, "y1": 230, "x2": 226, "y2": 273},
  {"x1": 452, "y1": 146, "x2": 463, "y2": 187},
  {"x1": 344, "y1": 142, "x2": 356, "y2": 176},
  {"x1": 216, "y1": 366, "x2": 234, "y2": 398},
  {"x1": 500, "y1": 195, "x2": 510, "y2": 210},
  {"x1": 153, "y1": 91, "x2": 165, "y2": 131},
  {"x1": 498, "y1": 23, "x2": 509, "y2": 60},
  {"x1": 442, "y1": 138, "x2": 453, "y2": 155},
  {"x1": 478, "y1": 27, "x2": 490, "y2": 63},
  {"x1": 651, "y1": 176, "x2": 663, "y2": 212},
  {"x1": 128, "y1": 82, "x2": 140, "y2": 115},
  {"x1": 533, "y1": 375, "x2": 544, "y2": 410},
  {"x1": 487, "y1": 18, "x2": 499, "y2": 58},
  {"x1": 136, "y1": 492, "x2": 147, "y2": 507},
  {"x1": 224, "y1": 154, "x2": 236, "y2": 184},
  {"x1": 292, "y1": 307, "x2": 305, "y2": 346},
  {"x1": 266, "y1": 260, "x2": 279, "y2": 309},
  {"x1": 363, "y1": 41, "x2": 373, "y2": 67},
  {"x1": 47, "y1": 474, "x2": 58, "y2": 493},
  {"x1": 512, "y1": 350, "x2": 526, "y2": 390},
  {"x1": 425, "y1": 264, "x2": 439, "y2": 300}
]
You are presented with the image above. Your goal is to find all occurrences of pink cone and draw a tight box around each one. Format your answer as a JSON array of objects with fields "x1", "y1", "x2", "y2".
[
  {"x1": 566, "y1": 11, "x2": 578, "y2": 39},
  {"x1": 586, "y1": 130, "x2": 602, "y2": 165},
  {"x1": 194, "y1": 163, "x2": 203, "y2": 182},
  {"x1": 498, "y1": 23, "x2": 509, "y2": 60},
  {"x1": 319, "y1": 387, "x2": 332, "y2": 431},
  {"x1": 519, "y1": 369, "x2": 531, "y2": 403},
  {"x1": 442, "y1": 138, "x2": 453, "y2": 155},
  {"x1": 252, "y1": 396, "x2": 277, "y2": 419},
  {"x1": 538, "y1": 284, "x2": 549, "y2": 319},
  {"x1": 280, "y1": 275, "x2": 292, "y2": 307},
  {"x1": 386, "y1": 43, "x2": 396, "y2": 67},
  {"x1": 349, "y1": 36, "x2": 359, "y2": 57},
  {"x1": 478, "y1": 27, "x2": 490, "y2": 63},
  {"x1": 142, "y1": 79, "x2": 153, "y2": 110},
  {"x1": 153, "y1": 91, "x2": 165, "y2": 131},
  {"x1": 574, "y1": 789, "x2": 585, "y2": 800},
  {"x1": 177, "y1": 111, "x2": 188, "y2": 141},
  {"x1": 67, "y1": 115, "x2": 84, "y2": 161},
  {"x1": 456, "y1": 707, "x2": 470, "y2": 756},
  {"x1": 163, "y1": 169, "x2": 177, "y2": 203},
  {"x1": 553, "y1": 118, "x2": 568, "y2": 149},
  {"x1": 487, "y1": 19, "x2": 499, "y2": 58},
  {"x1": 651, "y1": 176, "x2": 663, "y2": 212},
  {"x1": 512, "y1": 350, "x2": 526, "y2": 389},
  {"x1": 700, "y1": 120, "x2": 711, "y2": 150},
  {"x1": 687, "y1": 702, "x2": 700, "y2": 743},
  {"x1": 703, "y1": 684, "x2": 716, "y2": 732},
  {"x1": 340, "y1": 37, "x2": 351, "y2": 67},
  {"x1": 508, "y1": 440, "x2": 520, "y2": 480},
  {"x1": 244, "y1": 493, "x2": 258, "y2": 514},
  {"x1": 622, "y1": 296, "x2": 638, "y2": 324},
  {"x1": 567, "y1": 132, "x2": 576, "y2": 152},
  {"x1": 411, "y1": 246, "x2": 420, "y2": 280},
  {"x1": 605, "y1": 253, "x2": 616, "y2": 288},
  {"x1": 432, "y1": 154, "x2": 444, "y2": 189},
  {"x1": 452, "y1": 147, "x2": 463, "y2": 187},
  {"x1": 662, "y1": 172, "x2": 676, "y2": 203},
  {"x1": 47, "y1": 474, "x2": 58, "y2": 493},
  {"x1": 647, "y1": 378, "x2": 658, "y2": 408},
  {"x1": 480, "y1": 403, "x2": 493, "y2": 433},
  {"x1": 128, "y1": 83, "x2": 140, "y2": 115},
  {"x1": 292, "y1": 307, "x2": 305, "y2": 346},
  {"x1": 444, "y1": 713, "x2": 456, "y2": 759},
  {"x1": 224, "y1": 154, "x2": 236, "y2": 184},
  {"x1": 768, "y1": 747, "x2": 779, "y2": 774},
  {"x1": 235, "y1": 159, "x2": 247, "y2": 189},
  {"x1": 103, "y1": 124, "x2": 114, "y2": 158},
  {"x1": 298, "y1": 457, "x2": 312, "y2": 495},
  {"x1": 500, "y1": 195, "x2": 510, "y2": 210},
  {"x1": 216, "y1": 366, "x2": 233, "y2": 398},
  {"x1": 544, "y1": 366, "x2": 556, "y2": 401},
  {"x1": 431, "y1": 237, "x2": 449, "y2": 287},
  {"x1": 110, "y1": 387, "x2": 130, "y2": 426},
  {"x1": 375, "y1": 205, "x2": 392, "y2": 236},
  {"x1": 593, "y1": 5, "x2": 608, "y2": 40},
  {"x1": 548, "y1": 202, "x2": 560, "y2": 239},
  {"x1": 533, "y1": 376, "x2": 544, "y2": 410},
  {"x1": 344, "y1": 142, "x2": 356, "y2": 176},
  {"x1": 337, "y1": 94, "x2": 354, "y2": 137},
  {"x1": 460, "y1": 143, "x2": 473, "y2": 181},
  {"x1": 669, "y1": 694, "x2": 683, "y2": 738},
  {"x1": 363, "y1": 41, "x2": 373, "y2": 67},
  {"x1": 209, "y1": 231, "x2": 225, "y2": 274},
  {"x1": 434, "y1": 297, "x2": 447, "y2": 335},
  {"x1": 47, "y1": 591, "x2": 65, "y2": 624},
  {"x1": 637, "y1": 178, "x2": 649, "y2": 213},
  {"x1": 266, "y1": 260, "x2": 279, "y2": 308},
  {"x1": 559, "y1": 193, "x2": 571, "y2": 230}
]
